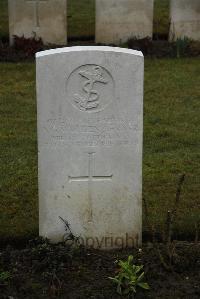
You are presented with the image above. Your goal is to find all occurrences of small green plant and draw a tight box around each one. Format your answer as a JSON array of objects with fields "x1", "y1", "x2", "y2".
[
  {"x1": 0, "y1": 271, "x2": 12, "y2": 285},
  {"x1": 109, "y1": 255, "x2": 150, "y2": 297}
]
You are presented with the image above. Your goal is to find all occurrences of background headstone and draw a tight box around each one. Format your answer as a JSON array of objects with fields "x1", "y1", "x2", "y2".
[
  {"x1": 36, "y1": 46, "x2": 143, "y2": 249},
  {"x1": 95, "y1": 0, "x2": 154, "y2": 45},
  {"x1": 8, "y1": 0, "x2": 67, "y2": 45},
  {"x1": 169, "y1": 0, "x2": 200, "y2": 41}
]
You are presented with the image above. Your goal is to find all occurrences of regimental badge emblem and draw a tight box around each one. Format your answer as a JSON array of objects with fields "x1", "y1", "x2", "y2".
[{"x1": 66, "y1": 64, "x2": 114, "y2": 113}]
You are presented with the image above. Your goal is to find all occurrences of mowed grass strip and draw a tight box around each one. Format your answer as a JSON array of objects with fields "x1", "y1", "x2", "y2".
[
  {"x1": 154, "y1": 0, "x2": 170, "y2": 38},
  {"x1": 68, "y1": 0, "x2": 95, "y2": 39},
  {"x1": 0, "y1": 63, "x2": 38, "y2": 239},
  {"x1": 144, "y1": 58, "x2": 200, "y2": 237},
  {"x1": 0, "y1": 58, "x2": 200, "y2": 240}
]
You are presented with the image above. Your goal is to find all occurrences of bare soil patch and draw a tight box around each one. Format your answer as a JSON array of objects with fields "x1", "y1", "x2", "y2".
[{"x1": 0, "y1": 238, "x2": 199, "y2": 299}]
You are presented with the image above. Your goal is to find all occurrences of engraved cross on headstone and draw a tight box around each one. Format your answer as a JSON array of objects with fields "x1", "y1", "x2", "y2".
[
  {"x1": 26, "y1": 0, "x2": 48, "y2": 28},
  {"x1": 68, "y1": 152, "x2": 113, "y2": 222}
]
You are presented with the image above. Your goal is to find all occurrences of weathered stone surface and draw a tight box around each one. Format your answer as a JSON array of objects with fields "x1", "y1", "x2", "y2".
[
  {"x1": 36, "y1": 46, "x2": 143, "y2": 249},
  {"x1": 169, "y1": 0, "x2": 200, "y2": 41},
  {"x1": 95, "y1": 0, "x2": 154, "y2": 45},
  {"x1": 8, "y1": 0, "x2": 67, "y2": 45}
]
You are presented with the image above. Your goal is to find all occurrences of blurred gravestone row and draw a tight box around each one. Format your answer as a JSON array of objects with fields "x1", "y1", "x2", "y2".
[{"x1": 5, "y1": 0, "x2": 200, "y2": 46}]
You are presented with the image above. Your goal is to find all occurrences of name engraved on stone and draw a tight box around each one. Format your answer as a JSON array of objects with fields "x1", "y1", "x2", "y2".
[
  {"x1": 68, "y1": 152, "x2": 113, "y2": 222},
  {"x1": 43, "y1": 117, "x2": 139, "y2": 146},
  {"x1": 66, "y1": 64, "x2": 114, "y2": 113},
  {"x1": 26, "y1": 0, "x2": 48, "y2": 27}
]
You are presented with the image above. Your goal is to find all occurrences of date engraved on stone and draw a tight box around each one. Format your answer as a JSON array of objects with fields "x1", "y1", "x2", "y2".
[{"x1": 66, "y1": 64, "x2": 114, "y2": 113}]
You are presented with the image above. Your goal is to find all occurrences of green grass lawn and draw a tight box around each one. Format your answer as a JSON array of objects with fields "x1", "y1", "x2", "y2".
[
  {"x1": 0, "y1": 58, "x2": 200, "y2": 241},
  {"x1": 154, "y1": 0, "x2": 170, "y2": 38},
  {"x1": 0, "y1": 0, "x2": 169, "y2": 40},
  {"x1": 68, "y1": 0, "x2": 95, "y2": 39},
  {"x1": 0, "y1": 63, "x2": 38, "y2": 239}
]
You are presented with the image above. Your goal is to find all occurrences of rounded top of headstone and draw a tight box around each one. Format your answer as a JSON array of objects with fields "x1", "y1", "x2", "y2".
[{"x1": 36, "y1": 46, "x2": 143, "y2": 58}]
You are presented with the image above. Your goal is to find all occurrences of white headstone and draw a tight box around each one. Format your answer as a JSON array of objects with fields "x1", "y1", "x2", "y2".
[
  {"x1": 8, "y1": 0, "x2": 67, "y2": 45},
  {"x1": 169, "y1": 0, "x2": 200, "y2": 41},
  {"x1": 95, "y1": 0, "x2": 154, "y2": 45},
  {"x1": 36, "y1": 46, "x2": 143, "y2": 250}
]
